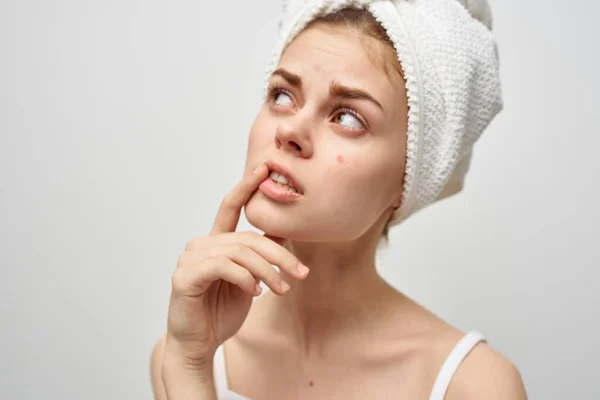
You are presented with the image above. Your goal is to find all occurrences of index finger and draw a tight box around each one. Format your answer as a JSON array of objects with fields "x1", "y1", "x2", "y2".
[{"x1": 210, "y1": 163, "x2": 269, "y2": 235}]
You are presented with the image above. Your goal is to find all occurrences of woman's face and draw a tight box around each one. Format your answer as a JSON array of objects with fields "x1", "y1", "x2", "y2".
[{"x1": 244, "y1": 24, "x2": 408, "y2": 242}]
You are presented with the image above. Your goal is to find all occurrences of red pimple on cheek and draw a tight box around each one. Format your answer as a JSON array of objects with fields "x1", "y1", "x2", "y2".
[{"x1": 337, "y1": 154, "x2": 345, "y2": 164}]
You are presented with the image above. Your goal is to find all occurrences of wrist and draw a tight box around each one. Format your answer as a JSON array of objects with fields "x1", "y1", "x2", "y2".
[
  {"x1": 161, "y1": 359, "x2": 216, "y2": 400},
  {"x1": 161, "y1": 347, "x2": 215, "y2": 379},
  {"x1": 163, "y1": 335, "x2": 216, "y2": 371}
]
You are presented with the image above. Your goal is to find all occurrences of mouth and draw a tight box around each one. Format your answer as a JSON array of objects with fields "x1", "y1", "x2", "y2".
[{"x1": 264, "y1": 161, "x2": 304, "y2": 195}]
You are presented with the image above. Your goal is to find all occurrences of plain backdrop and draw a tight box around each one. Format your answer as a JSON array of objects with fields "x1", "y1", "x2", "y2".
[{"x1": 1, "y1": 0, "x2": 598, "y2": 399}]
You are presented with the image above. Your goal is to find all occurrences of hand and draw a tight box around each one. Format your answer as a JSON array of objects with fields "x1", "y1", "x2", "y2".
[{"x1": 164, "y1": 163, "x2": 310, "y2": 369}]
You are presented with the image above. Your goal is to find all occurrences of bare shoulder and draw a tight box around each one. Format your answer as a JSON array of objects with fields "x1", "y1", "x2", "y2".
[
  {"x1": 445, "y1": 341, "x2": 528, "y2": 400},
  {"x1": 387, "y1": 294, "x2": 527, "y2": 399}
]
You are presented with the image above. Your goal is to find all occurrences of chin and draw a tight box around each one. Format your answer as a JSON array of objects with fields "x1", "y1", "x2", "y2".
[
  {"x1": 244, "y1": 195, "x2": 361, "y2": 242},
  {"x1": 244, "y1": 197, "x2": 304, "y2": 239}
]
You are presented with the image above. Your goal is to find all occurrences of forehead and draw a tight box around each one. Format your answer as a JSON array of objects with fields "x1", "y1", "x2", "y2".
[{"x1": 277, "y1": 26, "x2": 395, "y2": 94}]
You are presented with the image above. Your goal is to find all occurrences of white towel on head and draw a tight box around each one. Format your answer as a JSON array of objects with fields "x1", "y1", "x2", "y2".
[{"x1": 268, "y1": 0, "x2": 503, "y2": 228}]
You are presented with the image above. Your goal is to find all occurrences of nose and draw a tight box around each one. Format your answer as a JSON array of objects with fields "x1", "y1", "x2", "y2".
[{"x1": 274, "y1": 121, "x2": 313, "y2": 158}]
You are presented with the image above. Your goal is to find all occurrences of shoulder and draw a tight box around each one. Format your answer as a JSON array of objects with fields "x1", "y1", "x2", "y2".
[
  {"x1": 445, "y1": 340, "x2": 528, "y2": 400},
  {"x1": 389, "y1": 295, "x2": 528, "y2": 399}
]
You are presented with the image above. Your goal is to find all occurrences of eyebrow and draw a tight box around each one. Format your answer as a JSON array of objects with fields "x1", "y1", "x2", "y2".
[{"x1": 270, "y1": 68, "x2": 384, "y2": 111}]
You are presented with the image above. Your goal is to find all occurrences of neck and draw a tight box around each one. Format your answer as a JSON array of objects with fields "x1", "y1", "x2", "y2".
[{"x1": 260, "y1": 230, "x2": 399, "y2": 359}]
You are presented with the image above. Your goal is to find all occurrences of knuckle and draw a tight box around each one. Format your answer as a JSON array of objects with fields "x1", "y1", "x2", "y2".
[
  {"x1": 238, "y1": 265, "x2": 253, "y2": 279},
  {"x1": 185, "y1": 237, "x2": 204, "y2": 251},
  {"x1": 243, "y1": 231, "x2": 260, "y2": 240},
  {"x1": 211, "y1": 255, "x2": 229, "y2": 268},
  {"x1": 170, "y1": 268, "x2": 189, "y2": 293},
  {"x1": 240, "y1": 268, "x2": 256, "y2": 286},
  {"x1": 243, "y1": 274, "x2": 256, "y2": 288},
  {"x1": 204, "y1": 246, "x2": 217, "y2": 259},
  {"x1": 231, "y1": 243, "x2": 245, "y2": 255},
  {"x1": 207, "y1": 243, "x2": 232, "y2": 260}
]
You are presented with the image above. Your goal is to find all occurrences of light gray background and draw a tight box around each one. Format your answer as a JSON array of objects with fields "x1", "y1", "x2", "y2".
[{"x1": 1, "y1": 1, "x2": 598, "y2": 399}]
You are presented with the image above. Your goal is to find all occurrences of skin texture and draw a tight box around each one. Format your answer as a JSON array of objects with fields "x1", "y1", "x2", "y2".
[
  {"x1": 151, "y1": 23, "x2": 527, "y2": 400},
  {"x1": 243, "y1": 25, "x2": 407, "y2": 244}
]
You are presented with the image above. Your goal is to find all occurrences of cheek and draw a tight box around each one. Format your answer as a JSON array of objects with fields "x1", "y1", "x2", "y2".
[
  {"x1": 247, "y1": 115, "x2": 273, "y2": 151},
  {"x1": 330, "y1": 153, "x2": 389, "y2": 203},
  {"x1": 247, "y1": 131, "x2": 267, "y2": 152},
  {"x1": 329, "y1": 153, "x2": 373, "y2": 193},
  {"x1": 245, "y1": 117, "x2": 273, "y2": 173},
  {"x1": 248, "y1": 122, "x2": 268, "y2": 145}
]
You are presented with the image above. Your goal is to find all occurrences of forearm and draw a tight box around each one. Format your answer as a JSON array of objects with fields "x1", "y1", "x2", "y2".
[
  {"x1": 163, "y1": 380, "x2": 217, "y2": 400},
  {"x1": 162, "y1": 366, "x2": 217, "y2": 400},
  {"x1": 161, "y1": 350, "x2": 217, "y2": 400},
  {"x1": 157, "y1": 333, "x2": 221, "y2": 399}
]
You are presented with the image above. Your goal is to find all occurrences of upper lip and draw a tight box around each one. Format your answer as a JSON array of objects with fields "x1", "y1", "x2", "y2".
[{"x1": 265, "y1": 160, "x2": 304, "y2": 194}]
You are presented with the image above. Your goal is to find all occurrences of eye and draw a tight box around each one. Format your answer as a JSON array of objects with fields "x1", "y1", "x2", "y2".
[
  {"x1": 267, "y1": 84, "x2": 294, "y2": 109},
  {"x1": 274, "y1": 92, "x2": 293, "y2": 107},
  {"x1": 333, "y1": 112, "x2": 364, "y2": 130}
]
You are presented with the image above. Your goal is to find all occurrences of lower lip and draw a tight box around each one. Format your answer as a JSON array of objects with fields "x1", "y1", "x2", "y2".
[{"x1": 258, "y1": 177, "x2": 303, "y2": 202}]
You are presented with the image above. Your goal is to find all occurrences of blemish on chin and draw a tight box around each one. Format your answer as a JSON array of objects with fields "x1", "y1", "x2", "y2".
[{"x1": 337, "y1": 154, "x2": 345, "y2": 164}]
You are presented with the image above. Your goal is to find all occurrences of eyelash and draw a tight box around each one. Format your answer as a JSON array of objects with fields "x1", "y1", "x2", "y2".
[
  {"x1": 328, "y1": 101, "x2": 367, "y2": 130},
  {"x1": 266, "y1": 84, "x2": 368, "y2": 131}
]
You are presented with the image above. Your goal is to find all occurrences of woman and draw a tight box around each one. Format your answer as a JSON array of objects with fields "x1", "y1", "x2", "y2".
[{"x1": 151, "y1": 0, "x2": 527, "y2": 399}]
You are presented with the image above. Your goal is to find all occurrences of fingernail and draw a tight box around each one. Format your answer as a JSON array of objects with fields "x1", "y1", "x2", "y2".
[
  {"x1": 280, "y1": 280, "x2": 290, "y2": 292},
  {"x1": 297, "y1": 262, "x2": 310, "y2": 276},
  {"x1": 253, "y1": 164, "x2": 264, "y2": 173}
]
